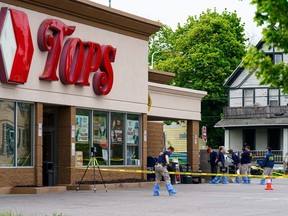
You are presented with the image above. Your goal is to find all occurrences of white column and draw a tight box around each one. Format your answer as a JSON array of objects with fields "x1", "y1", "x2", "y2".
[
  {"x1": 283, "y1": 128, "x2": 288, "y2": 158},
  {"x1": 224, "y1": 130, "x2": 230, "y2": 150}
]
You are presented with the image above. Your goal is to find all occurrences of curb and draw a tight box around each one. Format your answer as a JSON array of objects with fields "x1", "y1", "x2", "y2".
[{"x1": 67, "y1": 181, "x2": 155, "y2": 191}]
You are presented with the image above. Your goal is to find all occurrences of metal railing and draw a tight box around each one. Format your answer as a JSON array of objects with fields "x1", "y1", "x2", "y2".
[
  {"x1": 234, "y1": 150, "x2": 283, "y2": 164},
  {"x1": 172, "y1": 150, "x2": 283, "y2": 167}
]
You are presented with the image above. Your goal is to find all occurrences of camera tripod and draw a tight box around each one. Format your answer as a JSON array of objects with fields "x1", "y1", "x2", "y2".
[{"x1": 76, "y1": 148, "x2": 108, "y2": 193}]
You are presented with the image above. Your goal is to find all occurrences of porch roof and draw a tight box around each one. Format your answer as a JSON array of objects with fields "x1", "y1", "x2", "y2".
[{"x1": 215, "y1": 117, "x2": 288, "y2": 128}]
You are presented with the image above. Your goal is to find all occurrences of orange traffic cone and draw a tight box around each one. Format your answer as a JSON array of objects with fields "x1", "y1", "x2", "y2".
[{"x1": 265, "y1": 176, "x2": 273, "y2": 190}]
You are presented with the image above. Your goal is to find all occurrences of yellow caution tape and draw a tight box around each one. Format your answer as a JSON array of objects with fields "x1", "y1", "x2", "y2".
[
  {"x1": 251, "y1": 165, "x2": 285, "y2": 176},
  {"x1": 70, "y1": 166, "x2": 288, "y2": 179}
]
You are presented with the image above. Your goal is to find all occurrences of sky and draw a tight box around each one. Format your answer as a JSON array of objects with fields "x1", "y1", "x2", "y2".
[{"x1": 91, "y1": 0, "x2": 263, "y2": 43}]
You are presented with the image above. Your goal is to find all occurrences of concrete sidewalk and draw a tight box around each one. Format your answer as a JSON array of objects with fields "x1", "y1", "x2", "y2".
[{"x1": 0, "y1": 179, "x2": 287, "y2": 216}]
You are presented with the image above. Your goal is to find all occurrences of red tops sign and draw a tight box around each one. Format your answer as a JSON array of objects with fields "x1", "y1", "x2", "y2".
[
  {"x1": 0, "y1": 8, "x2": 34, "y2": 84},
  {"x1": 0, "y1": 7, "x2": 116, "y2": 95}
]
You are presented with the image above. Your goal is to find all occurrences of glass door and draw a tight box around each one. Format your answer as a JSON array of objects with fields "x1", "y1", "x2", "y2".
[{"x1": 43, "y1": 107, "x2": 57, "y2": 186}]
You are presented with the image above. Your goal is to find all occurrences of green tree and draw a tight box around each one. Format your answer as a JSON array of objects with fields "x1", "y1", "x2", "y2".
[
  {"x1": 243, "y1": 0, "x2": 288, "y2": 92},
  {"x1": 149, "y1": 10, "x2": 246, "y2": 148}
]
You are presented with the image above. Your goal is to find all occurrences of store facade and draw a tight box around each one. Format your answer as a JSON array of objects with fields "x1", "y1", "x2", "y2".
[{"x1": 0, "y1": 0, "x2": 206, "y2": 190}]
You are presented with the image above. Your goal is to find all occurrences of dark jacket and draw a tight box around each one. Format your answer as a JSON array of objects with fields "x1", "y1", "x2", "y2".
[
  {"x1": 231, "y1": 152, "x2": 240, "y2": 165},
  {"x1": 217, "y1": 151, "x2": 225, "y2": 167},
  {"x1": 262, "y1": 152, "x2": 274, "y2": 168},
  {"x1": 157, "y1": 150, "x2": 171, "y2": 166},
  {"x1": 209, "y1": 151, "x2": 218, "y2": 167},
  {"x1": 241, "y1": 150, "x2": 252, "y2": 164}
]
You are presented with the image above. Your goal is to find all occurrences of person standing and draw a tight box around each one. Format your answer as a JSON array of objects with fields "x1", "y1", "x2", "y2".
[
  {"x1": 153, "y1": 146, "x2": 177, "y2": 196},
  {"x1": 207, "y1": 147, "x2": 218, "y2": 183},
  {"x1": 228, "y1": 149, "x2": 240, "y2": 183},
  {"x1": 260, "y1": 147, "x2": 274, "y2": 185},
  {"x1": 216, "y1": 146, "x2": 229, "y2": 184},
  {"x1": 240, "y1": 145, "x2": 252, "y2": 184}
]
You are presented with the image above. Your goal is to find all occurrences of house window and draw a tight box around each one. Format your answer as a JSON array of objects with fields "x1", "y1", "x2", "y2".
[
  {"x1": 274, "y1": 54, "x2": 283, "y2": 64},
  {"x1": 179, "y1": 133, "x2": 187, "y2": 139},
  {"x1": 255, "y1": 88, "x2": 268, "y2": 106},
  {"x1": 269, "y1": 89, "x2": 279, "y2": 106},
  {"x1": 266, "y1": 53, "x2": 283, "y2": 64},
  {"x1": 243, "y1": 89, "x2": 254, "y2": 106}
]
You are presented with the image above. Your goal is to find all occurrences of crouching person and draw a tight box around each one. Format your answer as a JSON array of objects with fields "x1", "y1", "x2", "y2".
[{"x1": 153, "y1": 146, "x2": 177, "y2": 196}]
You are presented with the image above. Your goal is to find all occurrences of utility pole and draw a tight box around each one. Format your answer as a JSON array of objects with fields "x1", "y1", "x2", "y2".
[{"x1": 109, "y1": 0, "x2": 111, "y2": 7}]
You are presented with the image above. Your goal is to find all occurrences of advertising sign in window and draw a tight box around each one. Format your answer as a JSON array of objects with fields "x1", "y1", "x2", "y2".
[{"x1": 76, "y1": 115, "x2": 89, "y2": 142}]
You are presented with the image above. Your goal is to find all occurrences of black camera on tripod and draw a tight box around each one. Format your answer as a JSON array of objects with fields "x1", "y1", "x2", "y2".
[
  {"x1": 76, "y1": 146, "x2": 108, "y2": 193},
  {"x1": 91, "y1": 147, "x2": 97, "y2": 157}
]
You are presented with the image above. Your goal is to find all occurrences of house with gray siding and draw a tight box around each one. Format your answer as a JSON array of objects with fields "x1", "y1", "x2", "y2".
[{"x1": 215, "y1": 41, "x2": 288, "y2": 160}]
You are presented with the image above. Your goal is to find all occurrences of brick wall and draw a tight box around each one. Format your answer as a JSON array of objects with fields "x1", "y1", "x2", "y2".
[
  {"x1": 73, "y1": 168, "x2": 143, "y2": 184},
  {"x1": 0, "y1": 169, "x2": 35, "y2": 187},
  {"x1": 187, "y1": 120, "x2": 200, "y2": 171},
  {"x1": 147, "y1": 122, "x2": 164, "y2": 157},
  {"x1": 141, "y1": 114, "x2": 147, "y2": 180},
  {"x1": 57, "y1": 106, "x2": 75, "y2": 185},
  {"x1": 34, "y1": 103, "x2": 43, "y2": 186}
]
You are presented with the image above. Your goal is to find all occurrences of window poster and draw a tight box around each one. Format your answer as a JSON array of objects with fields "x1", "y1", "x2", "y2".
[
  {"x1": 93, "y1": 116, "x2": 107, "y2": 149},
  {"x1": 76, "y1": 115, "x2": 89, "y2": 142},
  {"x1": 111, "y1": 118, "x2": 123, "y2": 143},
  {"x1": 127, "y1": 120, "x2": 139, "y2": 144}
]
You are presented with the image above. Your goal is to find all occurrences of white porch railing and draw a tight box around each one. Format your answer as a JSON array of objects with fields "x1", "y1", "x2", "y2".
[{"x1": 234, "y1": 150, "x2": 283, "y2": 164}]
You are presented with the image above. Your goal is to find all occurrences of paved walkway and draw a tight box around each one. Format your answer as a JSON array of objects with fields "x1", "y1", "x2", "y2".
[{"x1": 0, "y1": 179, "x2": 287, "y2": 216}]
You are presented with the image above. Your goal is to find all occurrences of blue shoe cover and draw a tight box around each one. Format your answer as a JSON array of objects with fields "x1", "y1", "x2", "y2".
[
  {"x1": 166, "y1": 183, "x2": 177, "y2": 196},
  {"x1": 153, "y1": 184, "x2": 160, "y2": 196}
]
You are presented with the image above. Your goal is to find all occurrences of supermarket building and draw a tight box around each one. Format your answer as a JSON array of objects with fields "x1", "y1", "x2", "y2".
[{"x1": 0, "y1": 0, "x2": 206, "y2": 191}]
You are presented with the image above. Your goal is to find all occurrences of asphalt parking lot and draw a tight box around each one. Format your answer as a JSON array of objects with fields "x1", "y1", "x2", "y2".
[{"x1": 1, "y1": 179, "x2": 288, "y2": 216}]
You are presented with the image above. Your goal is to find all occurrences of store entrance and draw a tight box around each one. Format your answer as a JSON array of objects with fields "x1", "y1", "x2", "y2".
[{"x1": 43, "y1": 106, "x2": 58, "y2": 186}]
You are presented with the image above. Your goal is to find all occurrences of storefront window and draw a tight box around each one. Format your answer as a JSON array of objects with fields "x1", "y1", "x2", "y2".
[
  {"x1": 111, "y1": 113, "x2": 125, "y2": 165},
  {"x1": 0, "y1": 101, "x2": 34, "y2": 167},
  {"x1": 93, "y1": 111, "x2": 109, "y2": 165},
  {"x1": 76, "y1": 109, "x2": 91, "y2": 166},
  {"x1": 0, "y1": 101, "x2": 15, "y2": 166},
  {"x1": 75, "y1": 109, "x2": 141, "y2": 166},
  {"x1": 127, "y1": 114, "x2": 141, "y2": 165},
  {"x1": 17, "y1": 103, "x2": 33, "y2": 166}
]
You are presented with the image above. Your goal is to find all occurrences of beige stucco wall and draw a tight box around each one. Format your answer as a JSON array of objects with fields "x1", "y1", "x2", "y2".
[
  {"x1": 0, "y1": 2, "x2": 148, "y2": 114},
  {"x1": 148, "y1": 82, "x2": 206, "y2": 120}
]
